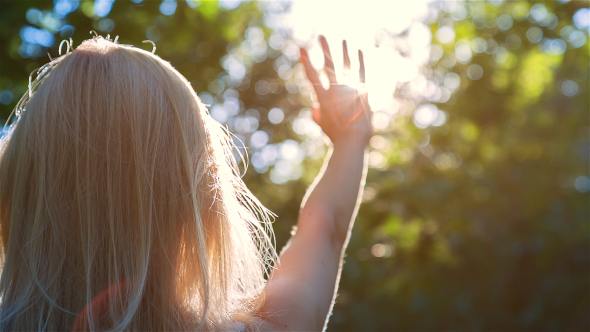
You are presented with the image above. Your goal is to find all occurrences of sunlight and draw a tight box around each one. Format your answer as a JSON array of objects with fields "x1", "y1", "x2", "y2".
[
  {"x1": 283, "y1": 1, "x2": 431, "y2": 114},
  {"x1": 340, "y1": 70, "x2": 366, "y2": 93}
]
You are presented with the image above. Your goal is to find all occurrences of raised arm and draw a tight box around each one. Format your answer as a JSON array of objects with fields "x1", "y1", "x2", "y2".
[{"x1": 260, "y1": 36, "x2": 372, "y2": 331}]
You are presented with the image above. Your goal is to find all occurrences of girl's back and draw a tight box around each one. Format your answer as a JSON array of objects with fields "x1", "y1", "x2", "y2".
[{"x1": 0, "y1": 35, "x2": 372, "y2": 331}]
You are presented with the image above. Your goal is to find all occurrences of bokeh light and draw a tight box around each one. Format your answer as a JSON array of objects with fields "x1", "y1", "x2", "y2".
[{"x1": 0, "y1": 1, "x2": 587, "y2": 330}]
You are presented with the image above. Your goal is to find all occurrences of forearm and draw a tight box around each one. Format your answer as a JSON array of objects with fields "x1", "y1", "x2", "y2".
[
  {"x1": 261, "y1": 36, "x2": 372, "y2": 331},
  {"x1": 262, "y1": 138, "x2": 369, "y2": 331},
  {"x1": 298, "y1": 137, "x2": 369, "y2": 247}
]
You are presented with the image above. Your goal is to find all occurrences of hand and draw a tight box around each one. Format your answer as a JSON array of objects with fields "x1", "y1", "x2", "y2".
[{"x1": 299, "y1": 36, "x2": 373, "y2": 146}]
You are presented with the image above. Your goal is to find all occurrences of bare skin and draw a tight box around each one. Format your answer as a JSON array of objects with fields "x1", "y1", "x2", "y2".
[{"x1": 259, "y1": 36, "x2": 373, "y2": 331}]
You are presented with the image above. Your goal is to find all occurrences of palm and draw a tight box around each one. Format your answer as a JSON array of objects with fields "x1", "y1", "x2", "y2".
[{"x1": 300, "y1": 36, "x2": 372, "y2": 145}]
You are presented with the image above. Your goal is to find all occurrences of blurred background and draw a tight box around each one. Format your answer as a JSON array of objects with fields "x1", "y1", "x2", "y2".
[{"x1": 0, "y1": 0, "x2": 588, "y2": 330}]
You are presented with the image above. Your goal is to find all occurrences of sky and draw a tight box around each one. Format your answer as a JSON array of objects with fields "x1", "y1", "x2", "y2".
[{"x1": 281, "y1": 1, "x2": 432, "y2": 113}]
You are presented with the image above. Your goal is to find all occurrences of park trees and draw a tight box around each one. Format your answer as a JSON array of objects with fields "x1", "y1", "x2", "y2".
[{"x1": 0, "y1": 0, "x2": 587, "y2": 330}]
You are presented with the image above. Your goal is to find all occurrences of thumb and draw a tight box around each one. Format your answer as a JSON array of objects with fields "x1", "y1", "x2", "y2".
[{"x1": 311, "y1": 106, "x2": 321, "y2": 124}]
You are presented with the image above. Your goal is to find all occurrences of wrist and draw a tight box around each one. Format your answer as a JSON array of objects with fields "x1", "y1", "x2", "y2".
[{"x1": 331, "y1": 135, "x2": 370, "y2": 150}]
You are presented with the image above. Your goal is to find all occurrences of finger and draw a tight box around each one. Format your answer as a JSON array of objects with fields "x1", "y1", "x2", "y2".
[
  {"x1": 319, "y1": 35, "x2": 337, "y2": 85},
  {"x1": 343, "y1": 40, "x2": 351, "y2": 72},
  {"x1": 358, "y1": 49, "x2": 365, "y2": 83},
  {"x1": 300, "y1": 48, "x2": 326, "y2": 95}
]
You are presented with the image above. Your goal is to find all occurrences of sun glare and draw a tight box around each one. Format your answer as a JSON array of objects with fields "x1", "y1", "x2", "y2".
[{"x1": 284, "y1": 1, "x2": 431, "y2": 115}]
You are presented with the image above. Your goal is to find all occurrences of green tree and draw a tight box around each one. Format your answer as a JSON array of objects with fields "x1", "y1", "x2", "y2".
[
  {"x1": 328, "y1": 1, "x2": 589, "y2": 330},
  {"x1": 0, "y1": 1, "x2": 588, "y2": 331}
]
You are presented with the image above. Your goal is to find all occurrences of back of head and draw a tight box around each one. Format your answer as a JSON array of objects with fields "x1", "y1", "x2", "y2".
[{"x1": 0, "y1": 37, "x2": 274, "y2": 331}]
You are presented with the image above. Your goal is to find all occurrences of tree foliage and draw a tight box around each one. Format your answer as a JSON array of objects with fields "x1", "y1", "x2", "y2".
[
  {"x1": 0, "y1": 0, "x2": 587, "y2": 330},
  {"x1": 329, "y1": 1, "x2": 589, "y2": 330}
]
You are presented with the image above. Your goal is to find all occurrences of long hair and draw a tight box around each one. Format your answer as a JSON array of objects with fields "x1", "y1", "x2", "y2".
[{"x1": 0, "y1": 37, "x2": 276, "y2": 331}]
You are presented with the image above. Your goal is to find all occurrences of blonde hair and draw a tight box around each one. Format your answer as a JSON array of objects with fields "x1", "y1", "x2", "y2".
[{"x1": 0, "y1": 37, "x2": 276, "y2": 331}]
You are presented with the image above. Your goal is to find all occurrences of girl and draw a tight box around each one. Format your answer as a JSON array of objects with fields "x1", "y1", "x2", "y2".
[{"x1": 0, "y1": 35, "x2": 371, "y2": 331}]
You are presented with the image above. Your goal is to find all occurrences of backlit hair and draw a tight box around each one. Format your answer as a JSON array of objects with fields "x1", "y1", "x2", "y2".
[{"x1": 0, "y1": 37, "x2": 276, "y2": 331}]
